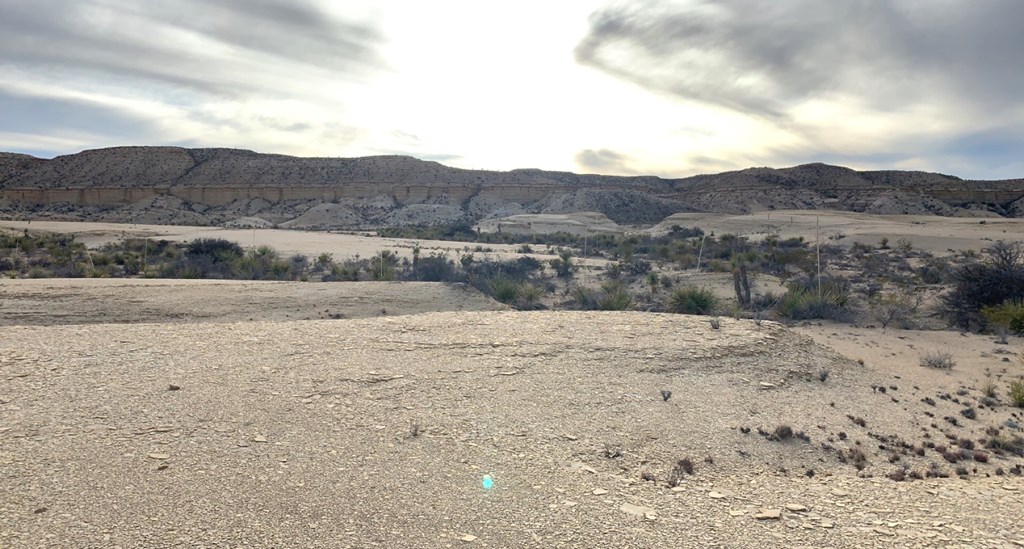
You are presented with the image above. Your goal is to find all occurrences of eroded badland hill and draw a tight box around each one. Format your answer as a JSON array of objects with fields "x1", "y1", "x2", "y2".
[{"x1": 2, "y1": 147, "x2": 1023, "y2": 228}]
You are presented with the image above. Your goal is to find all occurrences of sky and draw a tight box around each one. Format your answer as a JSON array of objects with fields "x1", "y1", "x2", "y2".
[{"x1": 1, "y1": 0, "x2": 1022, "y2": 179}]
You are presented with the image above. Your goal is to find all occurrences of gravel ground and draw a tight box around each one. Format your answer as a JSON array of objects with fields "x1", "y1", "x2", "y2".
[
  {"x1": 0, "y1": 279, "x2": 504, "y2": 325},
  {"x1": 2, "y1": 311, "x2": 1022, "y2": 548}
]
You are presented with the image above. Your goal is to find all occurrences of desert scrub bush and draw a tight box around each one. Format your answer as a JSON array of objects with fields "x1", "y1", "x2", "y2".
[
  {"x1": 548, "y1": 249, "x2": 577, "y2": 279},
  {"x1": 597, "y1": 281, "x2": 634, "y2": 311},
  {"x1": 186, "y1": 238, "x2": 243, "y2": 259},
  {"x1": 982, "y1": 378, "x2": 999, "y2": 399},
  {"x1": 409, "y1": 254, "x2": 460, "y2": 282},
  {"x1": 326, "y1": 260, "x2": 361, "y2": 281},
  {"x1": 943, "y1": 241, "x2": 1024, "y2": 330},
  {"x1": 751, "y1": 291, "x2": 781, "y2": 310},
  {"x1": 572, "y1": 286, "x2": 597, "y2": 309},
  {"x1": 776, "y1": 276, "x2": 851, "y2": 321},
  {"x1": 314, "y1": 252, "x2": 335, "y2": 272},
  {"x1": 920, "y1": 351, "x2": 955, "y2": 370},
  {"x1": 985, "y1": 432, "x2": 1024, "y2": 456},
  {"x1": 668, "y1": 286, "x2": 718, "y2": 315},
  {"x1": 1010, "y1": 379, "x2": 1024, "y2": 408},
  {"x1": 982, "y1": 299, "x2": 1024, "y2": 334},
  {"x1": 369, "y1": 251, "x2": 398, "y2": 281},
  {"x1": 869, "y1": 289, "x2": 923, "y2": 332},
  {"x1": 667, "y1": 458, "x2": 695, "y2": 486},
  {"x1": 488, "y1": 276, "x2": 520, "y2": 304},
  {"x1": 514, "y1": 283, "x2": 546, "y2": 310}
]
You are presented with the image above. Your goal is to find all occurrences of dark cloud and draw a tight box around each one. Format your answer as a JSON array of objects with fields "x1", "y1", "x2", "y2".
[
  {"x1": 575, "y1": 148, "x2": 636, "y2": 174},
  {"x1": 0, "y1": 0, "x2": 382, "y2": 98},
  {"x1": 575, "y1": 0, "x2": 1024, "y2": 117},
  {"x1": 0, "y1": 90, "x2": 160, "y2": 138}
]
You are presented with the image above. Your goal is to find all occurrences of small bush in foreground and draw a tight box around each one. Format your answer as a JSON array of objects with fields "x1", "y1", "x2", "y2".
[
  {"x1": 920, "y1": 352, "x2": 955, "y2": 370},
  {"x1": 667, "y1": 458, "x2": 695, "y2": 487}
]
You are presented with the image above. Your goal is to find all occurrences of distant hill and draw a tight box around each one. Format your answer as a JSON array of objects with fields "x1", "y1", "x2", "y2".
[{"x1": 1, "y1": 146, "x2": 1022, "y2": 228}]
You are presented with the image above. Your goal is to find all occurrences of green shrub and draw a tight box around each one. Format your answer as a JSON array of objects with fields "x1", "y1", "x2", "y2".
[
  {"x1": 1010, "y1": 379, "x2": 1024, "y2": 408},
  {"x1": 369, "y1": 251, "x2": 397, "y2": 281},
  {"x1": 982, "y1": 299, "x2": 1024, "y2": 334},
  {"x1": 328, "y1": 261, "x2": 361, "y2": 281},
  {"x1": 514, "y1": 283, "x2": 546, "y2": 310},
  {"x1": 776, "y1": 277, "x2": 850, "y2": 320},
  {"x1": 489, "y1": 276, "x2": 519, "y2": 304},
  {"x1": 598, "y1": 281, "x2": 633, "y2": 311},
  {"x1": 943, "y1": 241, "x2": 1024, "y2": 330},
  {"x1": 572, "y1": 286, "x2": 597, "y2": 309},
  {"x1": 668, "y1": 286, "x2": 718, "y2": 315},
  {"x1": 186, "y1": 238, "x2": 243, "y2": 259}
]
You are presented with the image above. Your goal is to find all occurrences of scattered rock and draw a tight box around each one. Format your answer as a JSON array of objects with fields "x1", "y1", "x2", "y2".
[
  {"x1": 168, "y1": 384, "x2": 181, "y2": 391},
  {"x1": 592, "y1": 488, "x2": 609, "y2": 496},
  {"x1": 709, "y1": 491, "x2": 727, "y2": 499},
  {"x1": 146, "y1": 452, "x2": 170, "y2": 460},
  {"x1": 459, "y1": 534, "x2": 477, "y2": 542},
  {"x1": 253, "y1": 435, "x2": 268, "y2": 443},
  {"x1": 754, "y1": 509, "x2": 782, "y2": 520},
  {"x1": 785, "y1": 504, "x2": 809, "y2": 512},
  {"x1": 620, "y1": 503, "x2": 656, "y2": 517}
]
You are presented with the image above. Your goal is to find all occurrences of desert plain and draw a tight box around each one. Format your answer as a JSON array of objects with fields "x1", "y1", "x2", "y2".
[{"x1": 1, "y1": 212, "x2": 1023, "y2": 548}]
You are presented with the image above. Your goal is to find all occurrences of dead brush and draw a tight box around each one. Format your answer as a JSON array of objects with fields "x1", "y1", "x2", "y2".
[
  {"x1": 667, "y1": 457, "x2": 695, "y2": 487},
  {"x1": 920, "y1": 351, "x2": 955, "y2": 370}
]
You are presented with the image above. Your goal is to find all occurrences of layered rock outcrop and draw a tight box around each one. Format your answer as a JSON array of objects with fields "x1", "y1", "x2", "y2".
[{"x1": 1, "y1": 147, "x2": 1022, "y2": 227}]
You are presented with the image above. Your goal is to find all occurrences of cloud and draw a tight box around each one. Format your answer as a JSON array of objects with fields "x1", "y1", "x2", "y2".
[
  {"x1": 0, "y1": 90, "x2": 161, "y2": 138},
  {"x1": 0, "y1": 0, "x2": 381, "y2": 98},
  {"x1": 573, "y1": 0, "x2": 1024, "y2": 179},
  {"x1": 576, "y1": 0, "x2": 1024, "y2": 117},
  {"x1": 0, "y1": 0, "x2": 383, "y2": 157},
  {"x1": 575, "y1": 148, "x2": 637, "y2": 174}
]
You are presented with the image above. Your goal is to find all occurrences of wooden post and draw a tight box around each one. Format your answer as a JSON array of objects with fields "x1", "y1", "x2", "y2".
[{"x1": 816, "y1": 215, "x2": 821, "y2": 297}]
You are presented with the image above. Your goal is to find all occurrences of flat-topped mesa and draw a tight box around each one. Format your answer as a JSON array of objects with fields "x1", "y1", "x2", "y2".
[{"x1": 1, "y1": 146, "x2": 1023, "y2": 224}]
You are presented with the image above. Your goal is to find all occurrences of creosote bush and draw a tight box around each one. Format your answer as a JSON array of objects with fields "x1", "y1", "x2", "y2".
[{"x1": 943, "y1": 241, "x2": 1024, "y2": 330}]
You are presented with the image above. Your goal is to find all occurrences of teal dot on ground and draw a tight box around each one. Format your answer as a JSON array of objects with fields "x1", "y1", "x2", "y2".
[{"x1": 482, "y1": 475, "x2": 494, "y2": 490}]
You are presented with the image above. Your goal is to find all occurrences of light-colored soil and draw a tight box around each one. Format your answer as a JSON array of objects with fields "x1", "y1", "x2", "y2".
[
  {"x1": 0, "y1": 279, "x2": 505, "y2": 325},
  {"x1": 2, "y1": 311, "x2": 1022, "y2": 548},
  {"x1": 0, "y1": 220, "x2": 525, "y2": 262},
  {"x1": 651, "y1": 210, "x2": 1024, "y2": 253},
  {"x1": 2, "y1": 216, "x2": 1024, "y2": 547}
]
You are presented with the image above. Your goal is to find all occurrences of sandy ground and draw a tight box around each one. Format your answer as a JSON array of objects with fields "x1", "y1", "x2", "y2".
[
  {"x1": 2, "y1": 216, "x2": 1024, "y2": 547},
  {"x1": 0, "y1": 220, "x2": 529, "y2": 262},
  {"x1": 651, "y1": 210, "x2": 1024, "y2": 253},
  {"x1": 0, "y1": 279, "x2": 505, "y2": 325},
  {"x1": 1, "y1": 310, "x2": 1023, "y2": 548}
]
